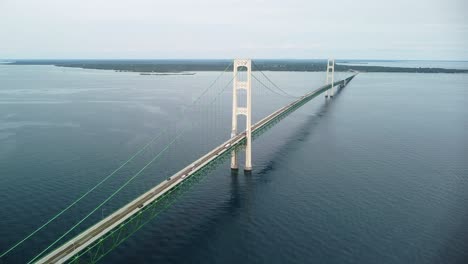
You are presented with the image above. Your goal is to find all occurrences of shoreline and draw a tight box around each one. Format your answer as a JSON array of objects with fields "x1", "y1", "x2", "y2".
[{"x1": 7, "y1": 60, "x2": 468, "y2": 74}]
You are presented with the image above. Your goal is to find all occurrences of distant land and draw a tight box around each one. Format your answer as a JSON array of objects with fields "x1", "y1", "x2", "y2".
[
  {"x1": 140, "y1": 72, "x2": 196, "y2": 76},
  {"x1": 7, "y1": 59, "x2": 468, "y2": 73}
]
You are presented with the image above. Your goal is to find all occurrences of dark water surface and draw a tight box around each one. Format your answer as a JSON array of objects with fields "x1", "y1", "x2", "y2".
[{"x1": 0, "y1": 65, "x2": 467, "y2": 264}]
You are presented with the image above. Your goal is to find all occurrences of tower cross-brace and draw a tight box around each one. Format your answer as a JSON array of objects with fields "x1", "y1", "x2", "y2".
[
  {"x1": 231, "y1": 59, "x2": 252, "y2": 171},
  {"x1": 325, "y1": 59, "x2": 335, "y2": 98}
]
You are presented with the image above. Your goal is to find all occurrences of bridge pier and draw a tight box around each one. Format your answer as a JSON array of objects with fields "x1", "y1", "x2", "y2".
[
  {"x1": 32, "y1": 66, "x2": 358, "y2": 264},
  {"x1": 231, "y1": 59, "x2": 252, "y2": 171},
  {"x1": 325, "y1": 58, "x2": 335, "y2": 98}
]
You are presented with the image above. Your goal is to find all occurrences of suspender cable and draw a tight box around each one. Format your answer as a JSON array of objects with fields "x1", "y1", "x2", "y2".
[
  {"x1": 0, "y1": 62, "x2": 233, "y2": 260},
  {"x1": 28, "y1": 70, "x2": 238, "y2": 264}
]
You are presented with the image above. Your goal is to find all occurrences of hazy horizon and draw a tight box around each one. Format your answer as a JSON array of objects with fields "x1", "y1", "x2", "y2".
[{"x1": 2, "y1": 58, "x2": 468, "y2": 62}]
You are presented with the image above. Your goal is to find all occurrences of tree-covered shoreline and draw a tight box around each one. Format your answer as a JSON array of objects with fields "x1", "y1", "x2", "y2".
[{"x1": 9, "y1": 59, "x2": 468, "y2": 73}]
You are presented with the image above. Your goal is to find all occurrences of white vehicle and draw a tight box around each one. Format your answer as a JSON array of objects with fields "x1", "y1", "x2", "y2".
[
  {"x1": 181, "y1": 174, "x2": 187, "y2": 179},
  {"x1": 224, "y1": 143, "x2": 231, "y2": 148}
]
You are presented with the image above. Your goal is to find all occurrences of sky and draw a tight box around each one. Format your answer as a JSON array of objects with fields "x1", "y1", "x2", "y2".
[{"x1": 1, "y1": 0, "x2": 467, "y2": 60}]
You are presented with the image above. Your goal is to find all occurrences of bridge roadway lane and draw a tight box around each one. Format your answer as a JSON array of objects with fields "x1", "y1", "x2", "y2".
[{"x1": 37, "y1": 75, "x2": 356, "y2": 263}]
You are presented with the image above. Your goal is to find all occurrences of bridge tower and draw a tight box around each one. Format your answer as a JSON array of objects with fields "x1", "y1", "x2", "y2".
[
  {"x1": 325, "y1": 59, "x2": 335, "y2": 98},
  {"x1": 231, "y1": 59, "x2": 252, "y2": 171}
]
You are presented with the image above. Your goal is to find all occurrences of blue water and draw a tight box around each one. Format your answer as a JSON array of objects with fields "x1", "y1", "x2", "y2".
[
  {"x1": 0, "y1": 65, "x2": 467, "y2": 264},
  {"x1": 337, "y1": 60, "x2": 468, "y2": 70}
]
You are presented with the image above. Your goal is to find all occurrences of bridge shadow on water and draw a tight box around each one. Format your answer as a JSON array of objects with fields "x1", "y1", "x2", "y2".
[
  {"x1": 175, "y1": 93, "x2": 346, "y2": 262},
  {"x1": 107, "y1": 87, "x2": 349, "y2": 264},
  {"x1": 256, "y1": 85, "x2": 348, "y2": 177},
  {"x1": 173, "y1": 84, "x2": 350, "y2": 263},
  {"x1": 256, "y1": 103, "x2": 330, "y2": 176},
  {"x1": 101, "y1": 77, "x2": 468, "y2": 264}
]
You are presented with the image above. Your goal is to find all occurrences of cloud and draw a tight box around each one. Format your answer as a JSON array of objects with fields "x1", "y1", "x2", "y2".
[{"x1": 0, "y1": 0, "x2": 467, "y2": 60}]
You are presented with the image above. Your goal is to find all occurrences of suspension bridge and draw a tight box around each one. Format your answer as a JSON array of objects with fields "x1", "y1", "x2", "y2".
[{"x1": 1, "y1": 59, "x2": 357, "y2": 263}]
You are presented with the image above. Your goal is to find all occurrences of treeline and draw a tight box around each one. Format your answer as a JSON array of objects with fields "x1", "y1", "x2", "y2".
[{"x1": 10, "y1": 59, "x2": 468, "y2": 73}]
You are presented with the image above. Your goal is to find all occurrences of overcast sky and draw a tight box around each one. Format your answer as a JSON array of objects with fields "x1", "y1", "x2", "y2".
[{"x1": 1, "y1": 0, "x2": 467, "y2": 60}]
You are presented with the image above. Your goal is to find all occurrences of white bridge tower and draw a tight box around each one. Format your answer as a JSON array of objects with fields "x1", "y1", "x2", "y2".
[
  {"x1": 231, "y1": 59, "x2": 252, "y2": 171},
  {"x1": 325, "y1": 59, "x2": 335, "y2": 98}
]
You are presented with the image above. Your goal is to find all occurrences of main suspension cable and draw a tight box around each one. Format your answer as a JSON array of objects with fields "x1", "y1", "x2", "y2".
[
  {"x1": 252, "y1": 61, "x2": 299, "y2": 98},
  {"x1": 28, "y1": 70, "x2": 237, "y2": 264},
  {"x1": 0, "y1": 62, "x2": 233, "y2": 259}
]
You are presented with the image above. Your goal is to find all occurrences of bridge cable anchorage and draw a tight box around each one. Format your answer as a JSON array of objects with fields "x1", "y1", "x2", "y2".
[
  {"x1": 28, "y1": 71, "x2": 238, "y2": 264},
  {"x1": 0, "y1": 65, "x2": 232, "y2": 262},
  {"x1": 251, "y1": 61, "x2": 300, "y2": 98}
]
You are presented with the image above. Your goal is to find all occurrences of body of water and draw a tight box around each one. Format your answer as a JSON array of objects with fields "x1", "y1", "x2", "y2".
[
  {"x1": 337, "y1": 60, "x2": 468, "y2": 70},
  {"x1": 0, "y1": 65, "x2": 467, "y2": 263}
]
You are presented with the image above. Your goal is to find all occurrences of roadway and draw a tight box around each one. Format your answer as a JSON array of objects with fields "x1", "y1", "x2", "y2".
[{"x1": 36, "y1": 74, "x2": 356, "y2": 263}]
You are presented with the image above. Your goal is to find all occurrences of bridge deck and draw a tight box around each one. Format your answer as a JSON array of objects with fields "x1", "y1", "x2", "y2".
[{"x1": 37, "y1": 74, "x2": 356, "y2": 263}]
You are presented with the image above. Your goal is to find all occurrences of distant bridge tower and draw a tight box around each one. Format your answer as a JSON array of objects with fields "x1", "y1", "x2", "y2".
[
  {"x1": 325, "y1": 59, "x2": 335, "y2": 98},
  {"x1": 231, "y1": 59, "x2": 252, "y2": 171}
]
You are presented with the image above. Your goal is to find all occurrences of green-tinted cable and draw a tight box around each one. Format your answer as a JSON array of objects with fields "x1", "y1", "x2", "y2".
[
  {"x1": 0, "y1": 120, "x2": 164, "y2": 260},
  {"x1": 0, "y1": 62, "x2": 232, "y2": 259},
  {"x1": 28, "y1": 71, "x2": 237, "y2": 264}
]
